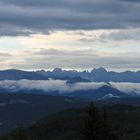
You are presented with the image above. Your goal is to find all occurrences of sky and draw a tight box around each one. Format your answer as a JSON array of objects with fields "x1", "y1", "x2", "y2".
[{"x1": 0, "y1": 0, "x2": 140, "y2": 71}]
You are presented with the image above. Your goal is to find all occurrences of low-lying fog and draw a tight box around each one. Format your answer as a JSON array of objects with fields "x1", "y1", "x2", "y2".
[{"x1": 0, "y1": 80, "x2": 140, "y2": 95}]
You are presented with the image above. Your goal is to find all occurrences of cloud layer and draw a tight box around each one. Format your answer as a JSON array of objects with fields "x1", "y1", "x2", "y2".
[
  {"x1": 7, "y1": 48, "x2": 140, "y2": 70},
  {"x1": 0, "y1": 79, "x2": 140, "y2": 95},
  {"x1": 0, "y1": 0, "x2": 140, "y2": 36},
  {"x1": 0, "y1": 0, "x2": 139, "y2": 71}
]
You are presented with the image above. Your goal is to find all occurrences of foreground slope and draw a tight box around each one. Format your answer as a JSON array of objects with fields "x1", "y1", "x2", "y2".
[
  {"x1": 2, "y1": 105, "x2": 140, "y2": 140},
  {"x1": 27, "y1": 105, "x2": 140, "y2": 140},
  {"x1": 0, "y1": 93, "x2": 89, "y2": 134}
]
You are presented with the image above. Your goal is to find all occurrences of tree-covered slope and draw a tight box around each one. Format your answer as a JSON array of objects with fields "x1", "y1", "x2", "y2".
[{"x1": 3, "y1": 105, "x2": 139, "y2": 140}]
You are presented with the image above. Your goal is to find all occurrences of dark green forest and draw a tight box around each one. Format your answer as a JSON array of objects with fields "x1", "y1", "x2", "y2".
[{"x1": 1, "y1": 104, "x2": 140, "y2": 140}]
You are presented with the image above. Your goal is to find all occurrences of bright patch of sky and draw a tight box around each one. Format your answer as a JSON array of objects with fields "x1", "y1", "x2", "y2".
[
  {"x1": 0, "y1": 29, "x2": 140, "y2": 71},
  {"x1": 0, "y1": 30, "x2": 139, "y2": 53}
]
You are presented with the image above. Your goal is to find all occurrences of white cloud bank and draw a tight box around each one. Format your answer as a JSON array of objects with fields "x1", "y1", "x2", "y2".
[
  {"x1": 0, "y1": 80, "x2": 140, "y2": 95},
  {"x1": 0, "y1": 80, "x2": 106, "y2": 93},
  {"x1": 110, "y1": 82, "x2": 140, "y2": 95}
]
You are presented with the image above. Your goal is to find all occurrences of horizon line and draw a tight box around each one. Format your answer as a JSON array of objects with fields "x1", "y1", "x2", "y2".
[{"x1": 0, "y1": 67, "x2": 139, "y2": 73}]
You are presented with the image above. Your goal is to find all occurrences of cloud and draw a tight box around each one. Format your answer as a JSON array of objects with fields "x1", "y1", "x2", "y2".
[
  {"x1": 33, "y1": 48, "x2": 98, "y2": 57},
  {"x1": 120, "y1": 0, "x2": 140, "y2": 3},
  {"x1": 0, "y1": 46, "x2": 139, "y2": 71},
  {"x1": 99, "y1": 29, "x2": 140, "y2": 41},
  {"x1": 0, "y1": 80, "x2": 140, "y2": 95},
  {"x1": 110, "y1": 82, "x2": 140, "y2": 95},
  {"x1": 78, "y1": 29, "x2": 140, "y2": 42},
  {"x1": 0, "y1": 79, "x2": 106, "y2": 93},
  {"x1": 0, "y1": 0, "x2": 140, "y2": 36},
  {"x1": 0, "y1": 52, "x2": 12, "y2": 57},
  {"x1": 8, "y1": 48, "x2": 140, "y2": 70}
]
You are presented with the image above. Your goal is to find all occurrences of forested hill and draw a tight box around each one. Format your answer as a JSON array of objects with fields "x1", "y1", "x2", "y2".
[{"x1": 1, "y1": 104, "x2": 140, "y2": 140}]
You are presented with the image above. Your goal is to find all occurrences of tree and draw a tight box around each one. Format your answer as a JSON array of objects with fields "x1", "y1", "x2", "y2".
[
  {"x1": 0, "y1": 126, "x2": 32, "y2": 140},
  {"x1": 10, "y1": 126, "x2": 31, "y2": 140},
  {"x1": 102, "y1": 107, "x2": 118, "y2": 140},
  {"x1": 81, "y1": 103, "x2": 118, "y2": 140},
  {"x1": 82, "y1": 103, "x2": 102, "y2": 140}
]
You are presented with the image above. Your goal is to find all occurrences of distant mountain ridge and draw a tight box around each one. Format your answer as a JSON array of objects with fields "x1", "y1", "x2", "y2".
[
  {"x1": 0, "y1": 68, "x2": 140, "y2": 82},
  {"x1": 0, "y1": 69, "x2": 47, "y2": 80},
  {"x1": 62, "y1": 85, "x2": 127, "y2": 101}
]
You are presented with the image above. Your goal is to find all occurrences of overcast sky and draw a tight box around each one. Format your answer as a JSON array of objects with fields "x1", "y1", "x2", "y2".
[{"x1": 0, "y1": 0, "x2": 140, "y2": 71}]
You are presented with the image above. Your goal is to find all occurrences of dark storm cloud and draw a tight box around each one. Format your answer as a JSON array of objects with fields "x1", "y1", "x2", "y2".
[{"x1": 0, "y1": 0, "x2": 140, "y2": 36}]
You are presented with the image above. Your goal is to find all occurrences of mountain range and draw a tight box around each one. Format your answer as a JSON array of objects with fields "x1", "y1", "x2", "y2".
[
  {"x1": 62, "y1": 85, "x2": 127, "y2": 100},
  {"x1": 0, "y1": 68, "x2": 140, "y2": 82},
  {"x1": 37, "y1": 67, "x2": 140, "y2": 83},
  {"x1": 0, "y1": 67, "x2": 140, "y2": 135},
  {"x1": 0, "y1": 69, "x2": 47, "y2": 80}
]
